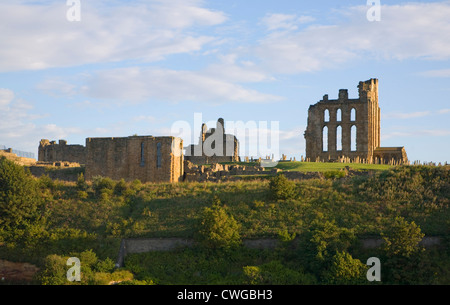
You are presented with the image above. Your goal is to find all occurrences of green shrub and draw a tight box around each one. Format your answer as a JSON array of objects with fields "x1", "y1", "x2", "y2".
[
  {"x1": 323, "y1": 251, "x2": 367, "y2": 284},
  {"x1": 244, "y1": 261, "x2": 316, "y2": 285},
  {"x1": 114, "y1": 178, "x2": 128, "y2": 195},
  {"x1": 0, "y1": 157, "x2": 43, "y2": 229},
  {"x1": 92, "y1": 176, "x2": 115, "y2": 195},
  {"x1": 76, "y1": 173, "x2": 88, "y2": 191},
  {"x1": 195, "y1": 197, "x2": 241, "y2": 250},
  {"x1": 323, "y1": 170, "x2": 347, "y2": 179},
  {"x1": 268, "y1": 174, "x2": 297, "y2": 200},
  {"x1": 381, "y1": 216, "x2": 425, "y2": 258}
]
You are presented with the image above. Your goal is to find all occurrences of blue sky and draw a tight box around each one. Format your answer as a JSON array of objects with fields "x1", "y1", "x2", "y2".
[{"x1": 0, "y1": 0, "x2": 449, "y2": 163}]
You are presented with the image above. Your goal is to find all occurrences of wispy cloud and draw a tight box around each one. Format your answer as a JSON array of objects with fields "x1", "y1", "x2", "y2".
[
  {"x1": 253, "y1": 2, "x2": 450, "y2": 74},
  {"x1": 260, "y1": 13, "x2": 315, "y2": 31},
  {"x1": 383, "y1": 108, "x2": 450, "y2": 119},
  {"x1": 418, "y1": 68, "x2": 450, "y2": 78},
  {"x1": 383, "y1": 111, "x2": 432, "y2": 119},
  {"x1": 81, "y1": 67, "x2": 283, "y2": 104},
  {"x1": 0, "y1": 1, "x2": 227, "y2": 72}
]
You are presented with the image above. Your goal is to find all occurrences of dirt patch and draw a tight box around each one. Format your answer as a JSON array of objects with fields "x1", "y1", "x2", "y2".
[{"x1": 0, "y1": 260, "x2": 40, "y2": 283}]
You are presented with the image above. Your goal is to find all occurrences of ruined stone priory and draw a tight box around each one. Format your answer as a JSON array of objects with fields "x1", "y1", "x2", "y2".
[
  {"x1": 304, "y1": 78, "x2": 408, "y2": 164},
  {"x1": 39, "y1": 139, "x2": 86, "y2": 164},
  {"x1": 39, "y1": 135, "x2": 184, "y2": 183},
  {"x1": 184, "y1": 118, "x2": 240, "y2": 165}
]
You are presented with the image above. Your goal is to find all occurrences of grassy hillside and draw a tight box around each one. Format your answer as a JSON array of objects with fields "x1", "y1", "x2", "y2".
[
  {"x1": 219, "y1": 161, "x2": 393, "y2": 172},
  {"x1": 0, "y1": 158, "x2": 449, "y2": 285}
]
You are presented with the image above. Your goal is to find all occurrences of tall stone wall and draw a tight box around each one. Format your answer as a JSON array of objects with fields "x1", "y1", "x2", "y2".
[
  {"x1": 304, "y1": 79, "x2": 406, "y2": 164},
  {"x1": 85, "y1": 135, "x2": 183, "y2": 183},
  {"x1": 38, "y1": 139, "x2": 86, "y2": 164}
]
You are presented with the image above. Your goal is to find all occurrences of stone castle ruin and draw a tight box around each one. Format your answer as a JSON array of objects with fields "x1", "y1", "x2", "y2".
[
  {"x1": 304, "y1": 78, "x2": 408, "y2": 164},
  {"x1": 39, "y1": 139, "x2": 86, "y2": 164},
  {"x1": 34, "y1": 80, "x2": 411, "y2": 184},
  {"x1": 38, "y1": 136, "x2": 184, "y2": 183},
  {"x1": 85, "y1": 136, "x2": 184, "y2": 183},
  {"x1": 184, "y1": 118, "x2": 240, "y2": 165}
]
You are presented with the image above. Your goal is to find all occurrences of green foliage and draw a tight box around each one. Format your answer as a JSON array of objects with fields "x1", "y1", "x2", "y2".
[
  {"x1": 36, "y1": 250, "x2": 132, "y2": 285},
  {"x1": 381, "y1": 216, "x2": 425, "y2": 258},
  {"x1": 268, "y1": 174, "x2": 297, "y2": 200},
  {"x1": 0, "y1": 157, "x2": 43, "y2": 229},
  {"x1": 76, "y1": 173, "x2": 88, "y2": 191},
  {"x1": 114, "y1": 179, "x2": 128, "y2": 195},
  {"x1": 92, "y1": 176, "x2": 115, "y2": 195},
  {"x1": 195, "y1": 197, "x2": 241, "y2": 250},
  {"x1": 36, "y1": 254, "x2": 69, "y2": 285},
  {"x1": 323, "y1": 170, "x2": 347, "y2": 179},
  {"x1": 323, "y1": 251, "x2": 367, "y2": 285},
  {"x1": 1, "y1": 164, "x2": 449, "y2": 285},
  {"x1": 243, "y1": 261, "x2": 316, "y2": 285}
]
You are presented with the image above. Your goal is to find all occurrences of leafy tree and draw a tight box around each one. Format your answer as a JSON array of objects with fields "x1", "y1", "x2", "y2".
[
  {"x1": 195, "y1": 196, "x2": 241, "y2": 250},
  {"x1": 323, "y1": 251, "x2": 367, "y2": 284},
  {"x1": 381, "y1": 216, "x2": 424, "y2": 258},
  {"x1": 269, "y1": 174, "x2": 297, "y2": 200},
  {"x1": 0, "y1": 157, "x2": 43, "y2": 229}
]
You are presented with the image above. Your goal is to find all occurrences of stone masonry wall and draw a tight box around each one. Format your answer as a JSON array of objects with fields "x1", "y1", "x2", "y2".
[
  {"x1": 85, "y1": 135, "x2": 183, "y2": 183},
  {"x1": 38, "y1": 139, "x2": 86, "y2": 164}
]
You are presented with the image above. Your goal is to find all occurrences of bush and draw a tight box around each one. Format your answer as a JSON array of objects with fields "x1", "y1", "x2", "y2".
[
  {"x1": 114, "y1": 178, "x2": 128, "y2": 195},
  {"x1": 76, "y1": 173, "x2": 88, "y2": 191},
  {"x1": 381, "y1": 216, "x2": 424, "y2": 258},
  {"x1": 243, "y1": 261, "x2": 316, "y2": 285},
  {"x1": 0, "y1": 157, "x2": 43, "y2": 229},
  {"x1": 268, "y1": 174, "x2": 297, "y2": 200},
  {"x1": 323, "y1": 170, "x2": 347, "y2": 179},
  {"x1": 323, "y1": 251, "x2": 367, "y2": 284},
  {"x1": 92, "y1": 176, "x2": 115, "y2": 196},
  {"x1": 195, "y1": 197, "x2": 241, "y2": 250}
]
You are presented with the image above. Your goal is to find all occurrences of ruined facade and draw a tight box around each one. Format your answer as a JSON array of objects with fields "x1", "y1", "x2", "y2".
[
  {"x1": 184, "y1": 118, "x2": 240, "y2": 165},
  {"x1": 38, "y1": 139, "x2": 86, "y2": 164},
  {"x1": 304, "y1": 79, "x2": 408, "y2": 164},
  {"x1": 85, "y1": 135, "x2": 184, "y2": 183}
]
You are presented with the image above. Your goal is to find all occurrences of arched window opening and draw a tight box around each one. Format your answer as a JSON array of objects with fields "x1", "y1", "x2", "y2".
[
  {"x1": 351, "y1": 125, "x2": 357, "y2": 151},
  {"x1": 336, "y1": 126, "x2": 342, "y2": 151},
  {"x1": 323, "y1": 126, "x2": 328, "y2": 152},
  {"x1": 351, "y1": 108, "x2": 356, "y2": 121},
  {"x1": 324, "y1": 109, "x2": 330, "y2": 122},
  {"x1": 336, "y1": 109, "x2": 342, "y2": 121}
]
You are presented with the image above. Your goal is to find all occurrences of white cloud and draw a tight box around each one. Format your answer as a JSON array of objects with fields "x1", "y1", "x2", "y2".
[
  {"x1": 0, "y1": 88, "x2": 82, "y2": 154},
  {"x1": 82, "y1": 67, "x2": 282, "y2": 104},
  {"x1": 383, "y1": 111, "x2": 432, "y2": 119},
  {"x1": 254, "y1": 2, "x2": 450, "y2": 74},
  {"x1": 419, "y1": 69, "x2": 450, "y2": 78},
  {"x1": 0, "y1": 89, "x2": 15, "y2": 108},
  {"x1": 0, "y1": 1, "x2": 227, "y2": 72},
  {"x1": 382, "y1": 129, "x2": 450, "y2": 140},
  {"x1": 261, "y1": 13, "x2": 315, "y2": 31}
]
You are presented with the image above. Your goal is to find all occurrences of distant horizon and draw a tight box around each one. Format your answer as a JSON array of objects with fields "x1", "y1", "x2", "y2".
[{"x1": 1, "y1": 1, "x2": 449, "y2": 163}]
